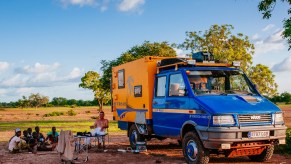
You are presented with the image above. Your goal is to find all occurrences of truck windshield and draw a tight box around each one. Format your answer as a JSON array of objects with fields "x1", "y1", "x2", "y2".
[{"x1": 187, "y1": 70, "x2": 257, "y2": 96}]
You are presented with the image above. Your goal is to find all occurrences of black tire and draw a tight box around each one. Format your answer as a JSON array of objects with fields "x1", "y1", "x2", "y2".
[
  {"x1": 248, "y1": 144, "x2": 274, "y2": 162},
  {"x1": 182, "y1": 131, "x2": 209, "y2": 164},
  {"x1": 129, "y1": 124, "x2": 145, "y2": 149}
]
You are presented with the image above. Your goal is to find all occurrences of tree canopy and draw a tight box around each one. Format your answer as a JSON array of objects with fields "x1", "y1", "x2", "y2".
[
  {"x1": 79, "y1": 71, "x2": 110, "y2": 110},
  {"x1": 100, "y1": 41, "x2": 177, "y2": 91},
  {"x1": 258, "y1": 0, "x2": 291, "y2": 50},
  {"x1": 248, "y1": 64, "x2": 278, "y2": 97},
  {"x1": 178, "y1": 24, "x2": 254, "y2": 73},
  {"x1": 178, "y1": 24, "x2": 278, "y2": 96}
]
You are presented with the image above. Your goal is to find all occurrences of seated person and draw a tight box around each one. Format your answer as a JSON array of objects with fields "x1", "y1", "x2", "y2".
[
  {"x1": 190, "y1": 76, "x2": 208, "y2": 91},
  {"x1": 90, "y1": 111, "x2": 108, "y2": 136},
  {"x1": 46, "y1": 127, "x2": 59, "y2": 150},
  {"x1": 8, "y1": 128, "x2": 26, "y2": 153},
  {"x1": 90, "y1": 111, "x2": 109, "y2": 148},
  {"x1": 32, "y1": 126, "x2": 45, "y2": 143},
  {"x1": 27, "y1": 127, "x2": 33, "y2": 138},
  {"x1": 33, "y1": 126, "x2": 51, "y2": 151},
  {"x1": 22, "y1": 130, "x2": 28, "y2": 142},
  {"x1": 22, "y1": 128, "x2": 37, "y2": 153}
]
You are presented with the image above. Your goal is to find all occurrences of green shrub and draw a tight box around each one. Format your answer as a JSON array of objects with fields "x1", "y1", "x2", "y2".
[
  {"x1": 43, "y1": 111, "x2": 64, "y2": 117},
  {"x1": 67, "y1": 109, "x2": 77, "y2": 116},
  {"x1": 91, "y1": 116, "x2": 98, "y2": 120},
  {"x1": 70, "y1": 104, "x2": 78, "y2": 108},
  {"x1": 275, "y1": 128, "x2": 291, "y2": 154}
]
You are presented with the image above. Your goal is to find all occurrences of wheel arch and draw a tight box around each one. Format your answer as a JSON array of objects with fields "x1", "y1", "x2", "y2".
[{"x1": 180, "y1": 121, "x2": 201, "y2": 139}]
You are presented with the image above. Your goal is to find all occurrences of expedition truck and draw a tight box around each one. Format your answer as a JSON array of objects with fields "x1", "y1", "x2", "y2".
[{"x1": 111, "y1": 52, "x2": 287, "y2": 164}]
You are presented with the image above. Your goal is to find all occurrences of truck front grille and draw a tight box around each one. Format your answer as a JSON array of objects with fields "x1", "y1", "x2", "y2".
[{"x1": 238, "y1": 114, "x2": 272, "y2": 124}]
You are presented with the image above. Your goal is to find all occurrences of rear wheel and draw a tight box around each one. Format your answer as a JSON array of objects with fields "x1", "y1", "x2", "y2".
[
  {"x1": 182, "y1": 131, "x2": 209, "y2": 164},
  {"x1": 248, "y1": 144, "x2": 274, "y2": 162},
  {"x1": 129, "y1": 124, "x2": 145, "y2": 149}
]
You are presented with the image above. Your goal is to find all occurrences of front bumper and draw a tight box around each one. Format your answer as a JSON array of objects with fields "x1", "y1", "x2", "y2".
[{"x1": 196, "y1": 125, "x2": 287, "y2": 149}]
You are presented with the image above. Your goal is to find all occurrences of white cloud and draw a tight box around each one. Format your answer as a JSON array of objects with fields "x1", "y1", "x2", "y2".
[
  {"x1": 173, "y1": 48, "x2": 186, "y2": 57},
  {"x1": 254, "y1": 29, "x2": 286, "y2": 55},
  {"x1": 262, "y1": 24, "x2": 275, "y2": 32},
  {"x1": 272, "y1": 56, "x2": 291, "y2": 72},
  {"x1": 0, "y1": 62, "x2": 83, "y2": 88},
  {"x1": 1, "y1": 74, "x2": 28, "y2": 87},
  {"x1": 0, "y1": 62, "x2": 10, "y2": 72},
  {"x1": 15, "y1": 62, "x2": 60, "y2": 74},
  {"x1": 67, "y1": 67, "x2": 82, "y2": 79},
  {"x1": 0, "y1": 89, "x2": 8, "y2": 95},
  {"x1": 16, "y1": 88, "x2": 33, "y2": 94},
  {"x1": 118, "y1": 0, "x2": 145, "y2": 12},
  {"x1": 60, "y1": 0, "x2": 97, "y2": 7},
  {"x1": 251, "y1": 33, "x2": 260, "y2": 41},
  {"x1": 100, "y1": 0, "x2": 110, "y2": 12}
]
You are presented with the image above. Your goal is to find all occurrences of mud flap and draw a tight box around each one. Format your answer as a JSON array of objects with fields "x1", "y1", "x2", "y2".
[{"x1": 135, "y1": 111, "x2": 148, "y2": 135}]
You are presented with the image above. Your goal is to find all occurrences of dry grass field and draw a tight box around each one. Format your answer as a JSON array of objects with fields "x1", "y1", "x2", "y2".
[
  {"x1": 0, "y1": 106, "x2": 123, "y2": 142},
  {"x1": 0, "y1": 105, "x2": 290, "y2": 163}
]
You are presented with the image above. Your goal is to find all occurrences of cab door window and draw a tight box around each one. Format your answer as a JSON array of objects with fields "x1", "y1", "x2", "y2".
[
  {"x1": 156, "y1": 76, "x2": 166, "y2": 97},
  {"x1": 169, "y1": 74, "x2": 186, "y2": 96}
]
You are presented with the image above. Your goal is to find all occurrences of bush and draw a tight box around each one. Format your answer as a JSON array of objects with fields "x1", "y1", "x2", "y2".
[
  {"x1": 67, "y1": 109, "x2": 77, "y2": 116},
  {"x1": 275, "y1": 128, "x2": 291, "y2": 154},
  {"x1": 91, "y1": 116, "x2": 98, "y2": 120},
  {"x1": 70, "y1": 104, "x2": 78, "y2": 108},
  {"x1": 43, "y1": 111, "x2": 64, "y2": 117}
]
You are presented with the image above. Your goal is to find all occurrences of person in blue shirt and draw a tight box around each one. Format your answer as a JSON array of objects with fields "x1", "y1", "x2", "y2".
[{"x1": 46, "y1": 127, "x2": 59, "y2": 150}]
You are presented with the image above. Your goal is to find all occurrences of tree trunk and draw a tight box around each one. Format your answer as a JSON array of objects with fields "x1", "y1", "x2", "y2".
[{"x1": 98, "y1": 99, "x2": 103, "y2": 111}]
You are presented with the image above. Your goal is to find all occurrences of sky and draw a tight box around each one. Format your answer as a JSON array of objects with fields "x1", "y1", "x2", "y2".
[{"x1": 0, "y1": 0, "x2": 290, "y2": 102}]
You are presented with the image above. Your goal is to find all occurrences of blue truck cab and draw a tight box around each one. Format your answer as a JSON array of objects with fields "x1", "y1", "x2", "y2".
[{"x1": 112, "y1": 52, "x2": 287, "y2": 164}]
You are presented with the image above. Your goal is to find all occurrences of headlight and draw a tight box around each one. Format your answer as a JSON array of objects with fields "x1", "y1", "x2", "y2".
[
  {"x1": 213, "y1": 115, "x2": 235, "y2": 125},
  {"x1": 273, "y1": 113, "x2": 284, "y2": 124}
]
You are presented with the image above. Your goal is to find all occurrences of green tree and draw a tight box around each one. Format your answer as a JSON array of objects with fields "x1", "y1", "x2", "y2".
[
  {"x1": 51, "y1": 97, "x2": 67, "y2": 107},
  {"x1": 248, "y1": 64, "x2": 278, "y2": 97},
  {"x1": 79, "y1": 71, "x2": 110, "y2": 110},
  {"x1": 28, "y1": 93, "x2": 49, "y2": 108},
  {"x1": 18, "y1": 96, "x2": 30, "y2": 108},
  {"x1": 178, "y1": 24, "x2": 254, "y2": 73},
  {"x1": 67, "y1": 99, "x2": 77, "y2": 106},
  {"x1": 258, "y1": 0, "x2": 291, "y2": 50},
  {"x1": 100, "y1": 41, "x2": 176, "y2": 91},
  {"x1": 179, "y1": 24, "x2": 278, "y2": 96},
  {"x1": 281, "y1": 91, "x2": 291, "y2": 102}
]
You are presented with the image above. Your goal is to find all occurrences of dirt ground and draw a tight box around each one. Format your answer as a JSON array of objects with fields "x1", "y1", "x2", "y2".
[
  {"x1": 0, "y1": 134, "x2": 290, "y2": 164},
  {"x1": 1, "y1": 106, "x2": 291, "y2": 164}
]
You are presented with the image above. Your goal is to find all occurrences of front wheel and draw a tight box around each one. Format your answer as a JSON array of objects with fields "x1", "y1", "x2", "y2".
[
  {"x1": 182, "y1": 131, "x2": 209, "y2": 164},
  {"x1": 129, "y1": 124, "x2": 145, "y2": 149},
  {"x1": 248, "y1": 144, "x2": 274, "y2": 162}
]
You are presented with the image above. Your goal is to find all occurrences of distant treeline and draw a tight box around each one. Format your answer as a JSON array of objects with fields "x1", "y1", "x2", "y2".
[
  {"x1": 267, "y1": 92, "x2": 291, "y2": 104},
  {"x1": 0, "y1": 93, "x2": 111, "y2": 108},
  {"x1": 1, "y1": 92, "x2": 290, "y2": 108}
]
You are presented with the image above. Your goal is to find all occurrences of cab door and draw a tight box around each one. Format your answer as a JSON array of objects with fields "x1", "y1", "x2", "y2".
[{"x1": 153, "y1": 72, "x2": 190, "y2": 137}]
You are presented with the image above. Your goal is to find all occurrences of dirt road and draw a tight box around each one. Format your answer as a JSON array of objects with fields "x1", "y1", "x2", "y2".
[{"x1": 0, "y1": 134, "x2": 290, "y2": 164}]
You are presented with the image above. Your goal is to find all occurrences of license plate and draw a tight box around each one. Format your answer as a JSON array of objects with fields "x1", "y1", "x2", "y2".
[{"x1": 248, "y1": 131, "x2": 270, "y2": 138}]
